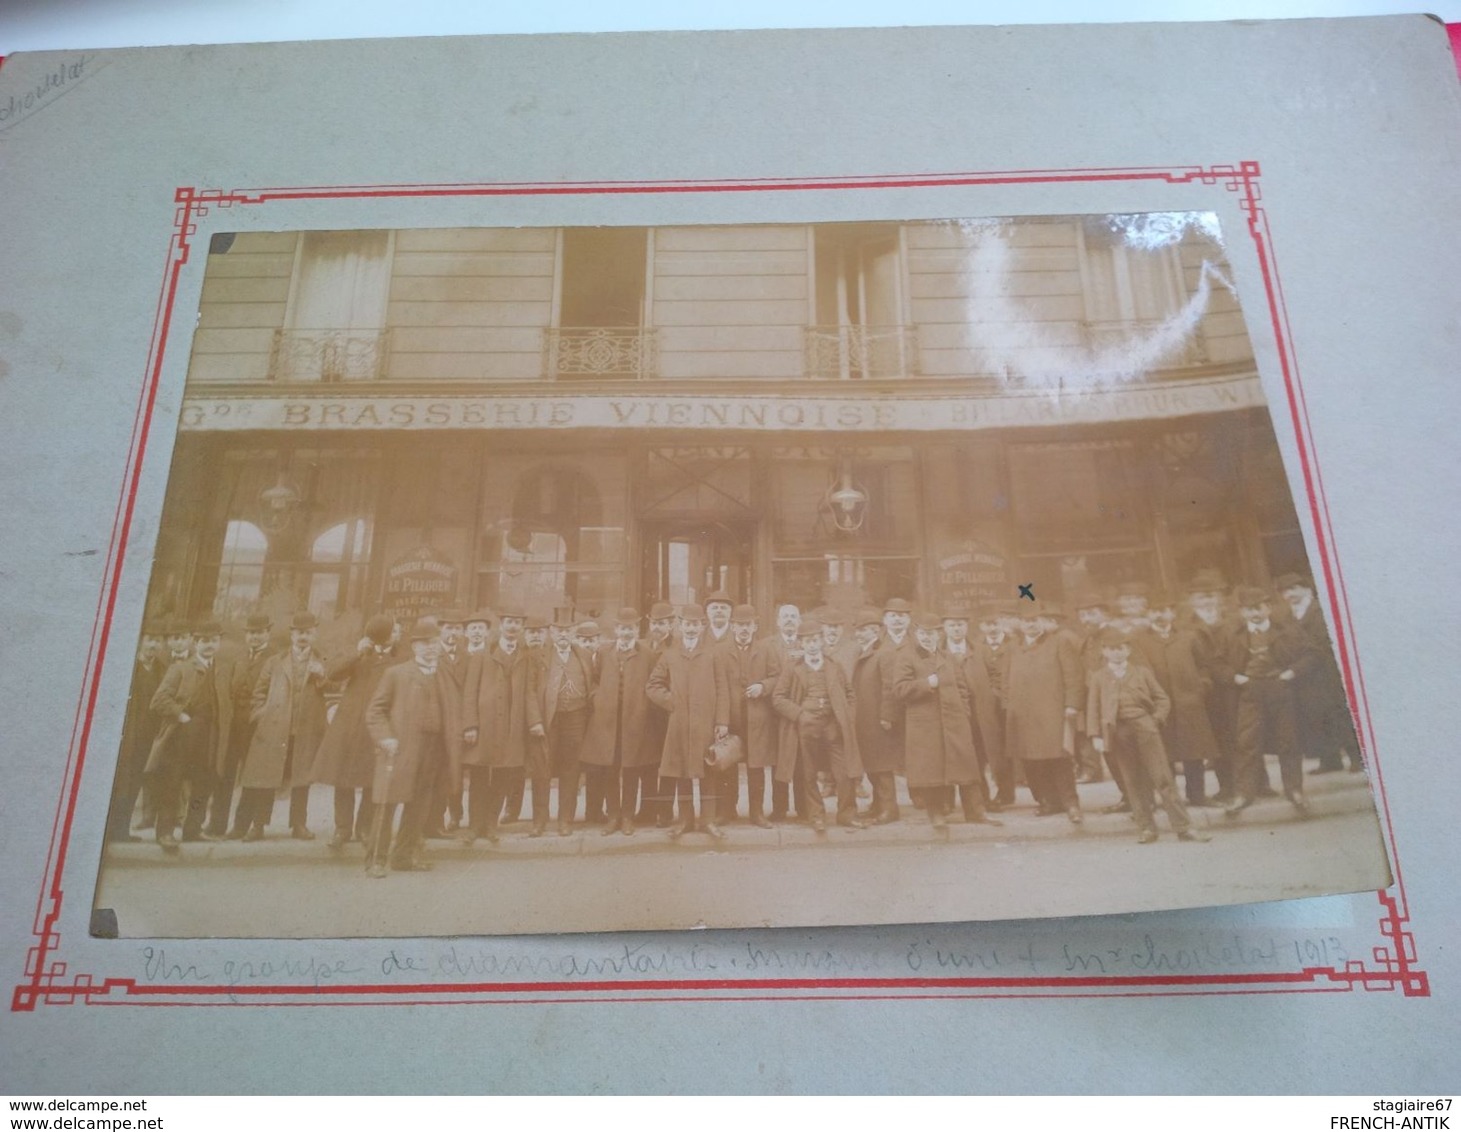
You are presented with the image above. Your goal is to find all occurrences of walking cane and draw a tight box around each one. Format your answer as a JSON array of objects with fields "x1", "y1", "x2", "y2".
[{"x1": 365, "y1": 745, "x2": 394, "y2": 878}]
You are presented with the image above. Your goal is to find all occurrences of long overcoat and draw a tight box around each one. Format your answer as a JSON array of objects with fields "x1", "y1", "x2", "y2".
[
  {"x1": 875, "y1": 634, "x2": 915, "y2": 757},
  {"x1": 310, "y1": 648, "x2": 396, "y2": 788},
  {"x1": 1004, "y1": 631, "x2": 1083, "y2": 763},
  {"x1": 240, "y1": 649, "x2": 329, "y2": 789},
  {"x1": 434, "y1": 645, "x2": 472, "y2": 786},
  {"x1": 146, "y1": 656, "x2": 240, "y2": 776},
  {"x1": 646, "y1": 642, "x2": 718, "y2": 780},
  {"x1": 1132, "y1": 627, "x2": 1220, "y2": 765},
  {"x1": 772, "y1": 659, "x2": 863, "y2": 783},
  {"x1": 967, "y1": 640, "x2": 1009, "y2": 768},
  {"x1": 461, "y1": 643, "x2": 540, "y2": 770},
  {"x1": 712, "y1": 638, "x2": 756, "y2": 742},
  {"x1": 364, "y1": 661, "x2": 448, "y2": 805},
  {"x1": 850, "y1": 642, "x2": 900, "y2": 773},
  {"x1": 894, "y1": 647, "x2": 981, "y2": 789},
  {"x1": 1289, "y1": 602, "x2": 1355, "y2": 753},
  {"x1": 741, "y1": 634, "x2": 795, "y2": 770},
  {"x1": 581, "y1": 643, "x2": 660, "y2": 768}
]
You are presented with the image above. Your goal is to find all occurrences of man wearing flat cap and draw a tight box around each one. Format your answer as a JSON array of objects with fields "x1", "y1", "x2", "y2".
[
  {"x1": 145, "y1": 619, "x2": 236, "y2": 849},
  {"x1": 581, "y1": 608, "x2": 658, "y2": 835},
  {"x1": 647, "y1": 603, "x2": 721, "y2": 838},
  {"x1": 236, "y1": 611, "x2": 329, "y2": 841}
]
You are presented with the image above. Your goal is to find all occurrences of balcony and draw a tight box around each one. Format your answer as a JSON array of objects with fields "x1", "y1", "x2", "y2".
[
  {"x1": 268, "y1": 329, "x2": 391, "y2": 383},
  {"x1": 1079, "y1": 319, "x2": 1210, "y2": 370},
  {"x1": 544, "y1": 327, "x2": 659, "y2": 380},
  {"x1": 804, "y1": 325, "x2": 919, "y2": 380}
]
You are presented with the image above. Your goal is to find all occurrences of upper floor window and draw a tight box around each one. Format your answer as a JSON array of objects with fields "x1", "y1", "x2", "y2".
[
  {"x1": 808, "y1": 224, "x2": 916, "y2": 379},
  {"x1": 545, "y1": 227, "x2": 656, "y2": 380},
  {"x1": 271, "y1": 230, "x2": 393, "y2": 382}
]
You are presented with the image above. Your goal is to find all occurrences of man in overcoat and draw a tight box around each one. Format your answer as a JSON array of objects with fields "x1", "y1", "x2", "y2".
[
  {"x1": 895, "y1": 613, "x2": 998, "y2": 829},
  {"x1": 646, "y1": 604, "x2": 720, "y2": 839},
  {"x1": 849, "y1": 610, "x2": 899, "y2": 823},
  {"x1": 534, "y1": 613, "x2": 597, "y2": 835},
  {"x1": 461, "y1": 608, "x2": 539, "y2": 843},
  {"x1": 1134, "y1": 596, "x2": 1221, "y2": 807},
  {"x1": 213, "y1": 613, "x2": 275, "y2": 839},
  {"x1": 1216, "y1": 587, "x2": 1315, "y2": 817},
  {"x1": 582, "y1": 608, "x2": 658, "y2": 835},
  {"x1": 744, "y1": 603, "x2": 800, "y2": 822},
  {"x1": 146, "y1": 619, "x2": 237, "y2": 849},
  {"x1": 429, "y1": 609, "x2": 472, "y2": 836},
  {"x1": 1182, "y1": 570, "x2": 1246, "y2": 801},
  {"x1": 713, "y1": 604, "x2": 766, "y2": 826},
  {"x1": 772, "y1": 619, "x2": 865, "y2": 831},
  {"x1": 236, "y1": 611, "x2": 329, "y2": 841},
  {"x1": 363, "y1": 617, "x2": 449, "y2": 876},
  {"x1": 105, "y1": 621, "x2": 167, "y2": 843},
  {"x1": 1004, "y1": 603, "x2": 1085, "y2": 824},
  {"x1": 642, "y1": 602, "x2": 679, "y2": 825},
  {"x1": 941, "y1": 608, "x2": 994, "y2": 812},
  {"x1": 311, "y1": 613, "x2": 397, "y2": 848},
  {"x1": 1276, "y1": 573, "x2": 1361, "y2": 774},
  {"x1": 972, "y1": 606, "x2": 1015, "y2": 809},
  {"x1": 874, "y1": 597, "x2": 916, "y2": 810}
]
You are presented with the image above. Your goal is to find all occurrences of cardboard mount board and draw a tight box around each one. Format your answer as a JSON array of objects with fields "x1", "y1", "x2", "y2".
[{"x1": 0, "y1": 16, "x2": 1457, "y2": 1092}]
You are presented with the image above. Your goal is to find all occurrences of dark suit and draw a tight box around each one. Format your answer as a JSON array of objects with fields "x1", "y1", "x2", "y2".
[
  {"x1": 147, "y1": 655, "x2": 237, "y2": 840},
  {"x1": 1213, "y1": 619, "x2": 1314, "y2": 800},
  {"x1": 105, "y1": 654, "x2": 167, "y2": 841}
]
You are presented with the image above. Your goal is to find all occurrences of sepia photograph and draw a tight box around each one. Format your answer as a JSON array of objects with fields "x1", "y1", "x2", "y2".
[{"x1": 91, "y1": 211, "x2": 1390, "y2": 937}]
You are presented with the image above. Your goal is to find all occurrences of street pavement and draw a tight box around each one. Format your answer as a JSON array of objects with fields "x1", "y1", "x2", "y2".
[{"x1": 94, "y1": 762, "x2": 1388, "y2": 937}]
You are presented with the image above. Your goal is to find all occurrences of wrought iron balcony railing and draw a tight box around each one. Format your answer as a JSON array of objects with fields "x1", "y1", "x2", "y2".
[
  {"x1": 1079, "y1": 319, "x2": 1210, "y2": 369},
  {"x1": 544, "y1": 327, "x2": 659, "y2": 380},
  {"x1": 804, "y1": 325, "x2": 919, "y2": 380},
  {"x1": 268, "y1": 329, "x2": 391, "y2": 383}
]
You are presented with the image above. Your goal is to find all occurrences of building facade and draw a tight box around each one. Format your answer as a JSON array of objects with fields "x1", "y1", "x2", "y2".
[{"x1": 149, "y1": 216, "x2": 1306, "y2": 643}]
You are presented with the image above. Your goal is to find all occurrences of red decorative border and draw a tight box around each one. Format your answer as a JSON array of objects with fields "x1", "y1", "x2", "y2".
[{"x1": 12, "y1": 163, "x2": 1427, "y2": 1011}]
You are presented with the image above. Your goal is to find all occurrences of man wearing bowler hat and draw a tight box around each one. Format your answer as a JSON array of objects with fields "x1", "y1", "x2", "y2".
[
  {"x1": 745, "y1": 602, "x2": 802, "y2": 821},
  {"x1": 647, "y1": 603, "x2": 721, "y2": 839},
  {"x1": 105, "y1": 620, "x2": 168, "y2": 843},
  {"x1": 212, "y1": 612, "x2": 276, "y2": 838},
  {"x1": 236, "y1": 611, "x2": 328, "y2": 841},
  {"x1": 704, "y1": 590, "x2": 735, "y2": 647},
  {"x1": 581, "y1": 608, "x2": 658, "y2": 835},
  {"x1": 462, "y1": 606, "x2": 538, "y2": 842},
  {"x1": 531, "y1": 610, "x2": 596, "y2": 835},
  {"x1": 773, "y1": 618, "x2": 864, "y2": 831},
  {"x1": 1004, "y1": 601, "x2": 1085, "y2": 824},
  {"x1": 1216, "y1": 586, "x2": 1315, "y2": 818},
  {"x1": 146, "y1": 619, "x2": 236, "y2": 849},
  {"x1": 874, "y1": 597, "x2": 916, "y2": 808},
  {"x1": 895, "y1": 612, "x2": 998, "y2": 830},
  {"x1": 1276, "y1": 572, "x2": 1361, "y2": 774},
  {"x1": 363, "y1": 616, "x2": 450, "y2": 875},
  {"x1": 713, "y1": 603, "x2": 763, "y2": 825}
]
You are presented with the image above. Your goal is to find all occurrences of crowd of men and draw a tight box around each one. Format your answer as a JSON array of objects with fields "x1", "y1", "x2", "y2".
[{"x1": 106, "y1": 569, "x2": 1361, "y2": 877}]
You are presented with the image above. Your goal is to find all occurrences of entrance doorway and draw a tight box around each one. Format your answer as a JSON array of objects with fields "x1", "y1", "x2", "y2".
[{"x1": 641, "y1": 521, "x2": 754, "y2": 612}]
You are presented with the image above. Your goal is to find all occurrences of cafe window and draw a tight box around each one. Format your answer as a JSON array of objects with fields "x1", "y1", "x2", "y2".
[
  {"x1": 197, "y1": 448, "x2": 381, "y2": 623},
  {"x1": 476, "y1": 451, "x2": 627, "y2": 617},
  {"x1": 809, "y1": 224, "x2": 915, "y2": 379},
  {"x1": 1008, "y1": 439, "x2": 1157, "y2": 601},
  {"x1": 768, "y1": 446, "x2": 922, "y2": 608}
]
